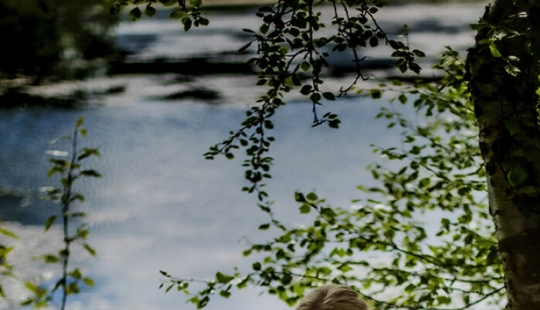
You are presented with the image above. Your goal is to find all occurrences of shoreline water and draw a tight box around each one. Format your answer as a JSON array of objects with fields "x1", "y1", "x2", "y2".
[{"x1": 1, "y1": 0, "x2": 486, "y2": 108}]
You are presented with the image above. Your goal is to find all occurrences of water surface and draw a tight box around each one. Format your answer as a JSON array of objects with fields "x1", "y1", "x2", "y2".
[{"x1": 0, "y1": 2, "x2": 488, "y2": 309}]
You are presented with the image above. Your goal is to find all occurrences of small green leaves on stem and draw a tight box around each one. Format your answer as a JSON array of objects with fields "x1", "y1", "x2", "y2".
[
  {"x1": 109, "y1": 0, "x2": 209, "y2": 30},
  {"x1": 28, "y1": 116, "x2": 99, "y2": 310},
  {"x1": 21, "y1": 282, "x2": 51, "y2": 308}
]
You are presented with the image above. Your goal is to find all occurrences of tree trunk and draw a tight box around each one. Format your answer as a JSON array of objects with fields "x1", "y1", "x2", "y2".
[{"x1": 467, "y1": 1, "x2": 540, "y2": 308}]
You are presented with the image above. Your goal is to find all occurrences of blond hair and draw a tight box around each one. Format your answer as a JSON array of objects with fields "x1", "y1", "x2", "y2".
[{"x1": 296, "y1": 285, "x2": 369, "y2": 310}]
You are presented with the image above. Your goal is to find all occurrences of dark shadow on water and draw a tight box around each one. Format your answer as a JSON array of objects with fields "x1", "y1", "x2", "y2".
[
  {"x1": 154, "y1": 88, "x2": 221, "y2": 102},
  {"x1": 0, "y1": 85, "x2": 126, "y2": 109}
]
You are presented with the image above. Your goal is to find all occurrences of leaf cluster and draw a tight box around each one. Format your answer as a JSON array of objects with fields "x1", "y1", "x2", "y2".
[
  {"x1": 470, "y1": 1, "x2": 540, "y2": 78},
  {"x1": 204, "y1": 0, "x2": 425, "y2": 205},
  {"x1": 163, "y1": 46, "x2": 506, "y2": 309},
  {"x1": 0, "y1": 233, "x2": 17, "y2": 299},
  {"x1": 109, "y1": 0, "x2": 209, "y2": 31}
]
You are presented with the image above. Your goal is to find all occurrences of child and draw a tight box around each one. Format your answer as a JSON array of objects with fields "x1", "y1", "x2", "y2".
[{"x1": 296, "y1": 285, "x2": 369, "y2": 310}]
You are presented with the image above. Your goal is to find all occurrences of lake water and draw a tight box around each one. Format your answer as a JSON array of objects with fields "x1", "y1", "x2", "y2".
[{"x1": 0, "y1": 2, "x2": 488, "y2": 309}]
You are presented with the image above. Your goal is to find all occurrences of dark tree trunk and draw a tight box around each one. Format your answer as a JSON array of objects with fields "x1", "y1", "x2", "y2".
[{"x1": 467, "y1": 1, "x2": 540, "y2": 308}]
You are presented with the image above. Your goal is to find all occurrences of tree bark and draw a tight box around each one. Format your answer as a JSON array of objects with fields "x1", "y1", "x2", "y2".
[{"x1": 467, "y1": 1, "x2": 540, "y2": 308}]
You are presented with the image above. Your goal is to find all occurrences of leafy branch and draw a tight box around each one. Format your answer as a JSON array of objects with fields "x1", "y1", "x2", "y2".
[{"x1": 21, "y1": 117, "x2": 99, "y2": 310}]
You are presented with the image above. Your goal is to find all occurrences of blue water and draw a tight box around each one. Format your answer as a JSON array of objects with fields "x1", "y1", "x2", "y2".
[{"x1": 0, "y1": 98, "x2": 401, "y2": 310}]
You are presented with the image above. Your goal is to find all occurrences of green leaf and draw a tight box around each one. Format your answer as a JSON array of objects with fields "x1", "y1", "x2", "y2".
[
  {"x1": 300, "y1": 85, "x2": 313, "y2": 95},
  {"x1": 370, "y1": 89, "x2": 382, "y2": 99},
  {"x1": 47, "y1": 166, "x2": 65, "y2": 178},
  {"x1": 215, "y1": 272, "x2": 234, "y2": 284},
  {"x1": 44, "y1": 215, "x2": 57, "y2": 232},
  {"x1": 295, "y1": 192, "x2": 306, "y2": 202},
  {"x1": 130, "y1": 7, "x2": 142, "y2": 21},
  {"x1": 328, "y1": 119, "x2": 341, "y2": 129},
  {"x1": 75, "y1": 116, "x2": 84, "y2": 128},
  {"x1": 239, "y1": 41, "x2": 252, "y2": 53},
  {"x1": 199, "y1": 17, "x2": 209, "y2": 26},
  {"x1": 320, "y1": 207, "x2": 337, "y2": 219},
  {"x1": 41, "y1": 254, "x2": 60, "y2": 264},
  {"x1": 322, "y1": 92, "x2": 336, "y2": 101},
  {"x1": 259, "y1": 223, "x2": 270, "y2": 230},
  {"x1": 84, "y1": 243, "x2": 97, "y2": 257},
  {"x1": 77, "y1": 227, "x2": 89, "y2": 239},
  {"x1": 79, "y1": 128, "x2": 87, "y2": 137},
  {"x1": 489, "y1": 43, "x2": 502, "y2": 58},
  {"x1": 220, "y1": 290, "x2": 231, "y2": 298},
  {"x1": 260, "y1": 23, "x2": 269, "y2": 34},
  {"x1": 508, "y1": 55, "x2": 520, "y2": 63},
  {"x1": 71, "y1": 194, "x2": 86, "y2": 203},
  {"x1": 24, "y1": 282, "x2": 40, "y2": 294},
  {"x1": 310, "y1": 92, "x2": 322, "y2": 103},
  {"x1": 69, "y1": 268, "x2": 82, "y2": 279},
  {"x1": 159, "y1": 270, "x2": 169, "y2": 277},
  {"x1": 0, "y1": 227, "x2": 18, "y2": 239},
  {"x1": 145, "y1": 4, "x2": 157, "y2": 17},
  {"x1": 504, "y1": 64, "x2": 521, "y2": 77},
  {"x1": 80, "y1": 170, "x2": 102, "y2": 178},
  {"x1": 507, "y1": 167, "x2": 527, "y2": 186},
  {"x1": 83, "y1": 277, "x2": 95, "y2": 287},
  {"x1": 77, "y1": 148, "x2": 101, "y2": 161},
  {"x1": 66, "y1": 282, "x2": 80, "y2": 294},
  {"x1": 281, "y1": 273, "x2": 293, "y2": 285},
  {"x1": 300, "y1": 61, "x2": 311, "y2": 71},
  {"x1": 183, "y1": 17, "x2": 193, "y2": 31},
  {"x1": 299, "y1": 204, "x2": 311, "y2": 214},
  {"x1": 412, "y1": 49, "x2": 426, "y2": 57},
  {"x1": 398, "y1": 94, "x2": 408, "y2": 104},
  {"x1": 306, "y1": 192, "x2": 318, "y2": 201},
  {"x1": 369, "y1": 36, "x2": 379, "y2": 47}
]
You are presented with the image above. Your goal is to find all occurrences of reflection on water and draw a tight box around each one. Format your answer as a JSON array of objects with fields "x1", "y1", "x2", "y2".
[{"x1": 0, "y1": 2, "x2": 488, "y2": 309}]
